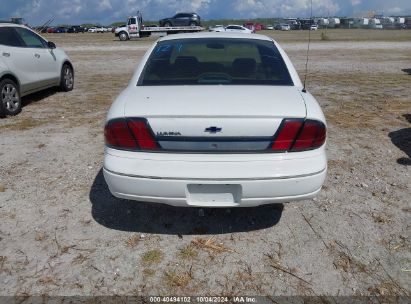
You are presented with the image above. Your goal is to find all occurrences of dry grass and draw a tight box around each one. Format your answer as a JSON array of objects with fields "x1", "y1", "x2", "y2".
[
  {"x1": 163, "y1": 268, "x2": 193, "y2": 289},
  {"x1": 0, "y1": 183, "x2": 5, "y2": 192},
  {"x1": 332, "y1": 250, "x2": 368, "y2": 274},
  {"x1": 37, "y1": 277, "x2": 60, "y2": 287},
  {"x1": 0, "y1": 117, "x2": 50, "y2": 131},
  {"x1": 372, "y1": 212, "x2": 392, "y2": 224},
  {"x1": 34, "y1": 232, "x2": 48, "y2": 242},
  {"x1": 191, "y1": 237, "x2": 234, "y2": 254},
  {"x1": 141, "y1": 249, "x2": 164, "y2": 264},
  {"x1": 0, "y1": 256, "x2": 7, "y2": 273},
  {"x1": 143, "y1": 268, "x2": 156, "y2": 277},
  {"x1": 368, "y1": 282, "x2": 402, "y2": 296},
  {"x1": 178, "y1": 244, "x2": 198, "y2": 260},
  {"x1": 125, "y1": 234, "x2": 140, "y2": 248},
  {"x1": 71, "y1": 253, "x2": 89, "y2": 265},
  {"x1": 264, "y1": 253, "x2": 312, "y2": 286}
]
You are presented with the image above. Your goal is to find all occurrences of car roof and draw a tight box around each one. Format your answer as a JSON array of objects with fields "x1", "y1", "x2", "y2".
[
  {"x1": 158, "y1": 32, "x2": 272, "y2": 42},
  {"x1": 0, "y1": 23, "x2": 28, "y2": 28}
]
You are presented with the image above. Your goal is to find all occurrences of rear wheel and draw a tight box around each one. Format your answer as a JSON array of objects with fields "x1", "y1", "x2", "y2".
[
  {"x1": 119, "y1": 31, "x2": 128, "y2": 41},
  {"x1": 164, "y1": 22, "x2": 172, "y2": 27},
  {"x1": 60, "y1": 64, "x2": 74, "y2": 92},
  {"x1": 0, "y1": 78, "x2": 21, "y2": 116},
  {"x1": 189, "y1": 22, "x2": 197, "y2": 26}
]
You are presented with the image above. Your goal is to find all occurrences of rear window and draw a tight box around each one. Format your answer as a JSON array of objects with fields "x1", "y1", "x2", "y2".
[{"x1": 138, "y1": 38, "x2": 293, "y2": 86}]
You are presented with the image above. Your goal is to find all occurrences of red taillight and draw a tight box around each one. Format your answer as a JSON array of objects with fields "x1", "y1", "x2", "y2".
[
  {"x1": 272, "y1": 119, "x2": 326, "y2": 152},
  {"x1": 292, "y1": 120, "x2": 326, "y2": 151},
  {"x1": 104, "y1": 120, "x2": 137, "y2": 149},
  {"x1": 127, "y1": 120, "x2": 159, "y2": 150},
  {"x1": 271, "y1": 120, "x2": 303, "y2": 151},
  {"x1": 104, "y1": 118, "x2": 159, "y2": 150}
]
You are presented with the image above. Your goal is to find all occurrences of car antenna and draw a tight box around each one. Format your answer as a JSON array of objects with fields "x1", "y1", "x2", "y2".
[{"x1": 302, "y1": 0, "x2": 313, "y2": 93}]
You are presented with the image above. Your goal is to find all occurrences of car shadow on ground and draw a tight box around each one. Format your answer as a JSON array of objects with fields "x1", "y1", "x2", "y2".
[
  {"x1": 0, "y1": 87, "x2": 58, "y2": 119},
  {"x1": 21, "y1": 87, "x2": 59, "y2": 108},
  {"x1": 389, "y1": 114, "x2": 411, "y2": 166},
  {"x1": 401, "y1": 68, "x2": 411, "y2": 75},
  {"x1": 89, "y1": 169, "x2": 284, "y2": 235}
]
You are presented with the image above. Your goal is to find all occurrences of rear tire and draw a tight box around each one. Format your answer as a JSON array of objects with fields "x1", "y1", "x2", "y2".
[
  {"x1": 60, "y1": 64, "x2": 74, "y2": 92},
  {"x1": 164, "y1": 22, "x2": 172, "y2": 27},
  {"x1": 0, "y1": 78, "x2": 21, "y2": 116}
]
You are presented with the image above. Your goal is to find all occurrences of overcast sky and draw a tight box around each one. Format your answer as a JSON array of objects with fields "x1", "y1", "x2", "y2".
[{"x1": 2, "y1": 0, "x2": 411, "y2": 25}]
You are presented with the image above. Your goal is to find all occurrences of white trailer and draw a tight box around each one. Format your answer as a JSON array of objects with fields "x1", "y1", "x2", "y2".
[
  {"x1": 369, "y1": 18, "x2": 383, "y2": 29},
  {"x1": 317, "y1": 18, "x2": 329, "y2": 27},
  {"x1": 352, "y1": 18, "x2": 369, "y2": 28},
  {"x1": 328, "y1": 18, "x2": 340, "y2": 28},
  {"x1": 395, "y1": 17, "x2": 405, "y2": 24},
  {"x1": 115, "y1": 11, "x2": 204, "y2": 41}
]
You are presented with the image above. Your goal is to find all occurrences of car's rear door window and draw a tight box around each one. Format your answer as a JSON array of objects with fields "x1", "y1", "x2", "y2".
[
  {"x1": 0, "y1": 27, "x2": 24, "y2": 47},
  {"x1": 139, "y1": 38, "x2": 293, "y2": 86}
]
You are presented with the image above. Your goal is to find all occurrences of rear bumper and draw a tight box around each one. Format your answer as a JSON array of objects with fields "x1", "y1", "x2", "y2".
[{"x1": 103, "y1": 148, "x2": 327, "y2": 207}]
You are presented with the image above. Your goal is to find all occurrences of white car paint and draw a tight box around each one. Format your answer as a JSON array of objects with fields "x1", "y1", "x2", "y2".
[
  {"x1": 209, "y1": 25, "x2": 225, "y2": 32},
  {"x1": 103, "y1": 32, "x2": 327, "y2": 207},
  {"x1": 210, "y1": 25, "x2": 253, "y2": 34},
  {"x1": 0, "y1": 23, "x2": 73, "y2": 97},
  {"x1": 310, "y1": 24, "x2": 318, "y2": 31}
]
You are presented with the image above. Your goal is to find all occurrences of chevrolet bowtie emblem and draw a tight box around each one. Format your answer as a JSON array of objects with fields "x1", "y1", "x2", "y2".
[{"x1": 205, "y1": 126, "x2": 222, "y2": 134}]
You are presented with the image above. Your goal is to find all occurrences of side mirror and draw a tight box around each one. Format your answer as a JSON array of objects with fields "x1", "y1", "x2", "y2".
[{"x1": 47, "y1": 41, "x2": 56, "y2": 49}]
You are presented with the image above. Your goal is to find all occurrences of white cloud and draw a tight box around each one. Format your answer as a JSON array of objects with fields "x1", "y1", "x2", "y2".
[
  {"x1": 99, "y1": 0, "x2": 113, "y2": 11},
  {"x1": 387, "y1": 6, "x2": 402, "y2": 14}
]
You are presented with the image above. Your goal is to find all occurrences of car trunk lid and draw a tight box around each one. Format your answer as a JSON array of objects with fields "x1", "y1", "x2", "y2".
[{"x1": 123, "y1": 85, "x2": 306, "y2": 152}]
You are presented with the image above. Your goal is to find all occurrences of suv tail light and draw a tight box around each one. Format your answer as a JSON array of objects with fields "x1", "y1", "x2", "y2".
[
  {"x1": 104, "y1": 118, "x2": 158, "y2": 150},
  {"x1": 272, "y1": 119, "x2": 326, "y2": 152}
]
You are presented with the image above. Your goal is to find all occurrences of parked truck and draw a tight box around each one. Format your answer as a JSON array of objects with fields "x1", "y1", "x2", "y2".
[{"x1": 114, "y1": 11, "x2": 204, "y2": 41}]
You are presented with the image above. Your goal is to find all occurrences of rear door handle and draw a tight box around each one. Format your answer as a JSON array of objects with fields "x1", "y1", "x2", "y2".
[
  {"x1": 34, "y1": 53, "x2": 40, "y2": 58},
  {"x1": 2, "y1": 52, "x2": 10, "y2": 57}
]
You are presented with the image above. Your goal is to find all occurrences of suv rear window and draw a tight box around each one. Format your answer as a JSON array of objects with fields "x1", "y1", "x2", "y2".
[{"x1": 138, "y1": 38, "x2": 293, "y2": 86}]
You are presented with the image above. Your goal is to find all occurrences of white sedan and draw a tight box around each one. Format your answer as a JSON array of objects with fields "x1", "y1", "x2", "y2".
[
  {"x1": 103, "y1": 32, "x2": 327, "y2": 207},
  {"x1": 0, "y1": 23, "x2": 74, "y2": 116},
  {"x1": 210, "y1": 25, "x2": 253, "y2": 34}
]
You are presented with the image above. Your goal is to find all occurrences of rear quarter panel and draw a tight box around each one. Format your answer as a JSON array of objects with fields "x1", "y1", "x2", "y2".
[{"x1": 301, "y1": 91, "x2": 326, "y2": 124}]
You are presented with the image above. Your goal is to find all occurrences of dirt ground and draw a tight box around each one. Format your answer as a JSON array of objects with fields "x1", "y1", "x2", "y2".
[{"x1": 0, "y1": 29, "x2": 410, "y2": 297}]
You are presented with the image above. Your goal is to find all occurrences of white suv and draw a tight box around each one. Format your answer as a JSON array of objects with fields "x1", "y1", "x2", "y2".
[{"x1": 0, "y1": 23, "x2": 74, "y2": 116}]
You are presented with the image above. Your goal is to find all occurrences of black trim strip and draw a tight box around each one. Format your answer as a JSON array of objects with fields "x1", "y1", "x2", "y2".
[{"x1": 156, "y1": 136, "x2": 274, "y2": 142}]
